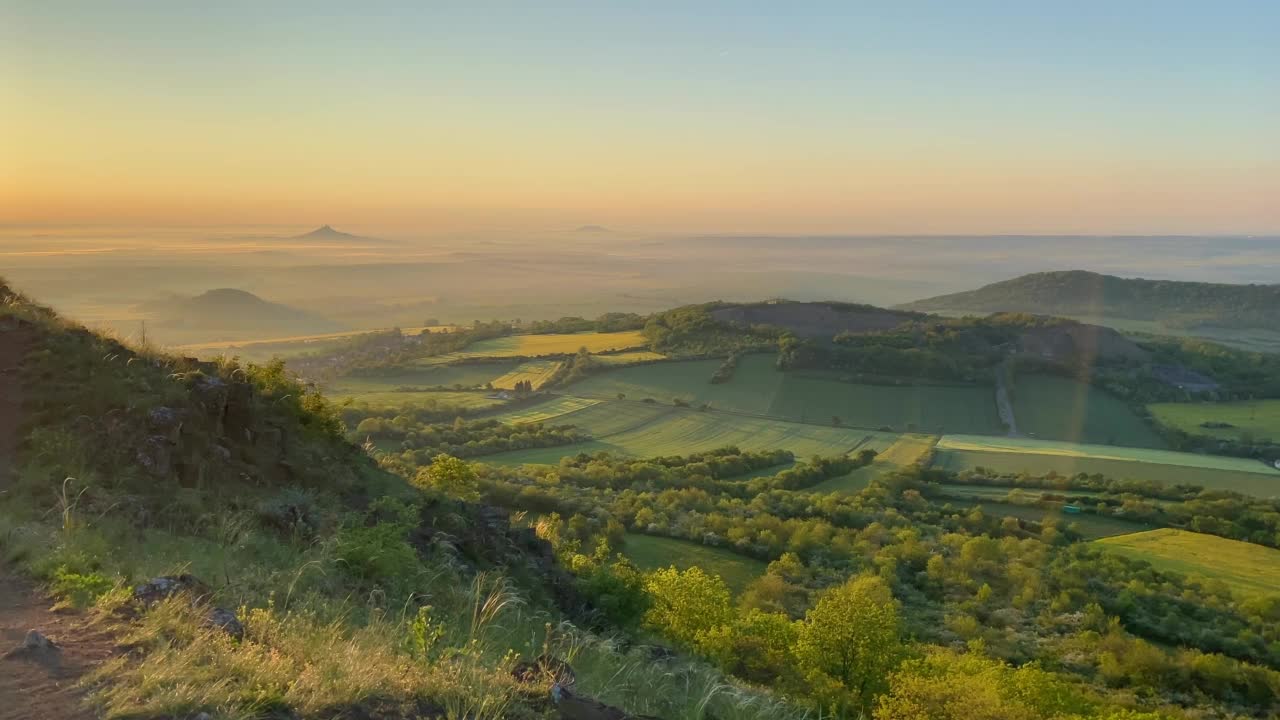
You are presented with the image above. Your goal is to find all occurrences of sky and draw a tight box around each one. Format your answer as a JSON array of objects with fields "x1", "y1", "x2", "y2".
[{"x1": 3, "y1": 1, "x2": 1278, "y2": 234}]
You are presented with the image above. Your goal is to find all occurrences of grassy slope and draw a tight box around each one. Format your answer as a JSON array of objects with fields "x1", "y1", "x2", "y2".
[
  {"x1": 1096, "y1": 529, "x2": 1280, "y2": 597},
  {"x1": 934, "y1": 435, "x2": 1280, "y2": 497},
  {"x1": 1149, "y1": 399, "x2": 1280, "y2": 443},
  {"x1": 623, "y1": 534, "x2": 766, "y2": 595},
  {"x1": 1012, "y1": 374, "x2": 1165, "y2": 448},
  {"x1": 0, "y1": 283, "x2": 797, "y2": 720}
]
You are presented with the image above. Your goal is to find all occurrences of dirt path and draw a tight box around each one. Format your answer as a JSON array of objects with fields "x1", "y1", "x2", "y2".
[
  {"x1": 0, "y1": 318, "x2": 111, "y2": 719},
  {"x1": 0, "y1": 576, "x2": 115, "y2": 720}
]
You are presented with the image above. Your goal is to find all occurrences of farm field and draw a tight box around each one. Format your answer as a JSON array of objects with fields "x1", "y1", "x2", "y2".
[
  {"x1": 569, "y1": 354, "x2": 1004, "y2": 433},
  {"x1": 1096, "y1": 529, "x2": 1280, "y2": 597},
  {"x1": 329, "y1": 389, "x2": 504, "y2": 411},
  {"x1": 592, "y1": 350, "x2": 668, "y2": 366},
  {"x1": 480, "y1": 397, "x2": 897, "y2": 466},
  {"x1": 490, "y1": 360, "x2": 564, "y2": 390},
  {"x1": 432, "y1": 330, "x2": 649, "y2": 361},
  {"x1": 1148, "y1": 400, "x2": 1280, "y2": 443},
  {"x1": 811, "y1": 434, "x2": 937, "y2": 493},
  {"x1": 329, "y1": 362, "x2": 518, "y2": 393},
  {"x1": 934, "y1": 435, "x2": 1280, "y2": 498},
  {"x1": 490, "y1": 395, "x2": 603, "y2": 425},
  {"x1": 945, "y1": 498, "x2": 1149, "y2": 539},
  {"x1": 1012, "y1": 374, "x2": 1165, "y2": 448},
  {"x1": 623, "y1": 534, "x2": 766, "y2": 594},
  {"x1": 569, "y1": 355, "x2": 780, "y2": 414}
]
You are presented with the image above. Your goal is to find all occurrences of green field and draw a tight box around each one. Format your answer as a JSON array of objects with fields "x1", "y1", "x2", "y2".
[
  {"x1": 1012, "y1": 374, "x2": 1165, "y2": 448},
  {"x1": 945, "y1": 498, "x2": 1149, "y2": 539},
  {"x1": 811, "y1": 434, "x2": 937, "y2": 493},
  {"x1": 490, "y1": 395, "x2": 604, "y2": 425},
  {"x1": 934, "y1": 435, "x2": 1280, "y2": 497},
  {"x1": 1149, "y1": 400, "x2": 1280, "y2": 444},
  {"x1": 1096, "y1": 529, "x2": 1280, "y2": 597},
  {"x1": 569, "y1": 354, "x2": 1004, "y2": 434},
  {"x1": 623, "y1": 534, "x2": 766, "y2": 594},
  {"x1": 329, "y1": 363, "x2": 518, "y2": 392},
  {"x1": 480, "y1": 396, "x2": 897, "y2": 466},
  {"x1": 491, "y1": 360, "x2": 564, "y2": 390},
  {"x1": 330, "y1": 389, "x2": 505, "y2": 411}
]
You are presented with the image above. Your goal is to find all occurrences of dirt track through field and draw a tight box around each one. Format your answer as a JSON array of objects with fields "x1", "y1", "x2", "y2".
[{"x1": 0, "y1": 321, "x2": 110, "y2": 719}]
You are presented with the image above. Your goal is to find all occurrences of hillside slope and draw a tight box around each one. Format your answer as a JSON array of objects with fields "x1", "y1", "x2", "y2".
[
  {"x1": 901, "y1": 270, "x2": 1280, "y2": 331},
  {"x1": 0, "y1": 279, "x2": 788, "y2": 720}
]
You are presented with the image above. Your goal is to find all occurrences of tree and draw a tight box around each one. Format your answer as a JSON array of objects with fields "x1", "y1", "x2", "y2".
[
  {"x1": 797, "y1": 574, "x2": 901, "y2": 714},
  {"x1": 643, "y1": 566, "x2": 733, "y2": 651},
  {"x1": 414, "y1": 454, "x2": 479, "y2": 501}
]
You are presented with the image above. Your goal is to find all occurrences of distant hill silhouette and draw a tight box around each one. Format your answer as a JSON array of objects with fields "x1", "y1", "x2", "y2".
[
  {"x1": 574, "y1": 224, "x2": 610, "y2": 233},
  {"x1": 290, "y1": 225, "x2": 383, "y2": 243},
  {"x1": 140, "y1": 288, "x2": 344, "y2": 339},
  {"x1": 901, "y1": 270, "x2": 1280, "y2": 332}
]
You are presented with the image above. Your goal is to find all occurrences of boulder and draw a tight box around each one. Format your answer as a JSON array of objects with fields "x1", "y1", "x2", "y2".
[
  {"x1": 512, "y1": 654, "x2": 576, "y2": 691},
  {"x1": 133, "y1": 574, "x2": 243, "y2": 641},
  {"x1": 3, "y1": 629, "x2": 58, "y2": 660},
  {"x1": 133, "y1": 574, "x2": 212, "y2": 606}
]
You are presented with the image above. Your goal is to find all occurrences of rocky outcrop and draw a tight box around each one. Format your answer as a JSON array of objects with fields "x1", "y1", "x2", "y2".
[{"x1": 132, "y1": 575, "x2": 244, "y2": 641}]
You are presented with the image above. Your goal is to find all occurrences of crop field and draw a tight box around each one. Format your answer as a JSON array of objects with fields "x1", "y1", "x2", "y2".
[
  {"x1": 811, "y1": 434, "x2": 937, "y2": 493},
  {"x1": 438, "y1": 330, "x2": 648, "y2": 360},
  {"x1": 1012, "y1": 374, "x2": 1165, "y2": 448},
  {"x1": 480, "y1": 397, "x2": 897, "y2": 466},
  {"x1": 328, "y1": 363, "x2": 519, "y2": 394},
  {"x1": 934, "y1": 435, "x2": 1280, "y2": 497},
  {"x1": 1149, "y1": 400, "x2": 1280, "y2": 444},
  {"x1": 569, "y1": 354, "x2": 1004, "y2": 433},
  {"x1": 570, "y1": 355, "x2": 780, "y2": 413},
  {"x1": 591, "y1": 350, "x2": 668, "y2": 366},
  {"x1": 1096, "y1": 529, "x2": 1280, "y2": 597},
  {"x1": 945, "y1": 498, "x2": 1149, "y2": 539},
  {"x1": 623, "y1": 534, "x2": 766, "y2": 594},
  {"x1": 490, "y1": 396, "x2": 603, "y2": 425},
  {"x1": 329, "y1": 388, "x2": 504, "y2": 411},
  {"x1": 490, "y1": 360, "x2": 564, "y2": 390}
]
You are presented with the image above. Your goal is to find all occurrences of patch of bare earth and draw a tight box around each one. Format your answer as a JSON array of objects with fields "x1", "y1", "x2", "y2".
[{"x1": 0, "y1": 318, "x2": 112, "y2": 720}]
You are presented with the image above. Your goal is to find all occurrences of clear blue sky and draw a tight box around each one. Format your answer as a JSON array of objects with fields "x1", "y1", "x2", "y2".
[{"x1": 4, "y1": 1, "x2": 1277, "y2": 232}]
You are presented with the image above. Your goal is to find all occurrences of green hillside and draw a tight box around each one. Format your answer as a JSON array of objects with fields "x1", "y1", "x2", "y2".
[{"x1": 901, "y1": 270, "x2": 1280, "y2": 332}]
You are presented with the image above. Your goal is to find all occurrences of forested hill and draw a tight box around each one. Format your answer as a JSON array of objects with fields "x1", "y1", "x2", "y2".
[{"x1": 900, "y1": 270, "x2": 1280, "y2": 331}]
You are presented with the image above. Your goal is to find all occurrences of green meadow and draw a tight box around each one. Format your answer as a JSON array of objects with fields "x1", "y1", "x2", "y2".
[
  {"x1": 1012, "y1": 374, "x2": 1165, "y2": 448},
  {"x1": 934, "y1": 435, "x2": 1280, "y2": 498},
  {"x1": 1149, "y1": 399, "x2": 1280, "y2": 443},
  {"x1": 569, "y1": 354, "x2": 1004, "y2": 434},
  {"x1": 624, "y1": 534, "x2": 766, "y2": 594},
  {"x1": 480, "y1": 397, "x2": 897, "y2": 466},
  {"x1": 1096, "y1": 529, "x2": 1280, "y2": 597}
]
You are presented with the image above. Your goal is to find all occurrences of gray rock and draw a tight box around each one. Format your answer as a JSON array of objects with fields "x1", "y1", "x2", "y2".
[
  {"x1": 133, "y1": 574, "x2": 212, "y2": 606},
  {"x1": 23, "y1": 630, "x2": 54, "y2": 650},
  {"x1": 208, "y1": 607, "x2": 244, "y2": 641}
]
